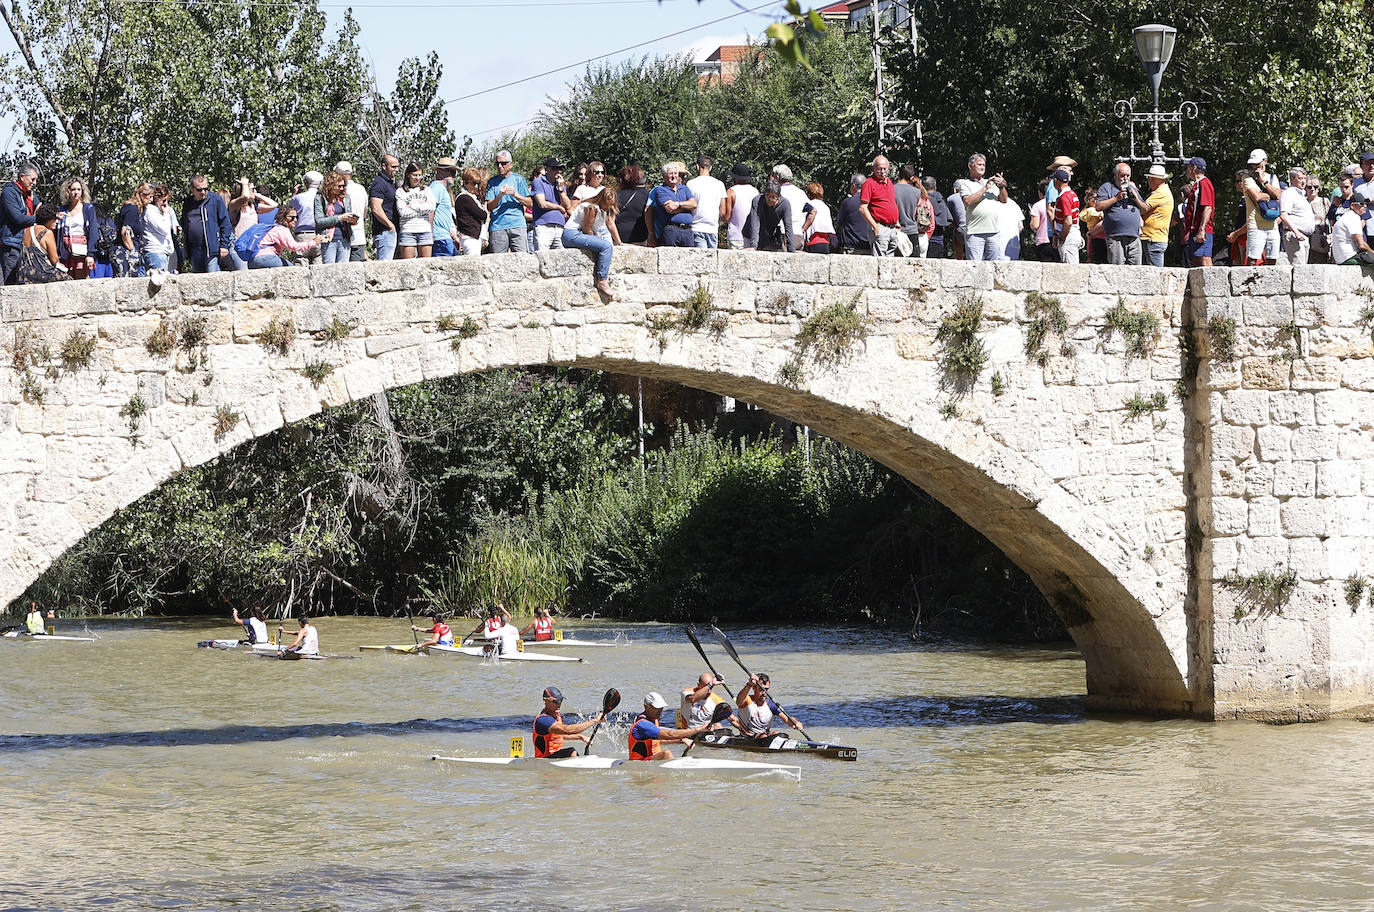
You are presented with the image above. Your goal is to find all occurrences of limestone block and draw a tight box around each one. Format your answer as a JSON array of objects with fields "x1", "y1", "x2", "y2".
[
  {"x1": 937, "y1": 260, "x2": 993, "y2": 289},
  {"x1": 979, "y1": 290, "x2": 1018, "y2": 323},
  {"x1": 1210, "y1": 536, "x2": 1239, "y2": 575},
  {"x1": 1254, "y1": 425, "x2": 1290, "y2": 462},
  {"x1": 291, "y1": 300, "x2": 332, "y2": 334},
  {"x1": 1249, "y1": 498, "x2": 1280, "y2": 537},
  {"x1": 1241, "y1": 463, "x2": 1274, "y2": 497},
  {"x1": 992, "y1": 260, "x2": 1042, "y2": 292},
  {"x1": 1291, "y1": 426, "x2": 1337, "y2": 461},
  {"x1": 1268, "y1": 391, "x2": 1314, "y2": 426},
  {"x1": 171, "y1": 420, "x2": 225, "y2": 471},
  {"x1": 893, "y1": 332, "x2": 932, "y2": 361},
  {"x1": 719, "y1": 250, "x2": 771, "y2": 280},
  {"x1": 235, "y1": 299, "x2": 297, "y2": 341},
  {"x1": 429, "y1": 282, "x2": 496, "y2": 313},
  {"x1": 432, "y1": 256, "x2": 485, "y2": 285},
  {"x1": 772, "y1": 252, "x2": 827, "y2": 283},
  {"x1": 454, "y1": 338, "x2": 487, "y2": 374},
  {"x1": 1317, "y1": 462, "x2": 1361, "y2": 497},
  {"x1": 1314, "y1": 389, "x2": 1360, "y2": 426},
  {"x1": 1210, "y1": 496, "x2": 1249, "y2": 535},
  {"x1": 173, "y1": 273, "x2": 236, "y2": 309},
  {"x1": 549, "y1": 327, "x2": 577, "y2": 363},
  {"x1": 539, "y1": 249, "x2": 595, "y2": 279},
  {"x1": 1087, "y1": 265, "x2": 1165, "y2": 296},
  {"x1": 1239, "y1": 294, "x2": 1295, "y2": 327},
  {"x1": 240, "y1": 393, "x2": 284, "y2": 439},
  {"x1": 233, "y1": 269, "x2": 283, "y2": 302},
  {"x1": 585, "y1": 303, "x2": 648, "y2": 325},
  {"x1": 862, "y1": 289, "x2": 910, "y2": 323},
  {"x1": 984, "y1": 324, "x2": 1022, "y2": 364},
  {"x1": 272, "y1": 267, "x2": 313, "y2": 299},
  {"x1": 612, "y1": 275, "x2": 694, "y2": 305},
  {"x1": 1292, "y1": 265, "x2": 1361, "y2": 296},
  {"x1": 1340, "y1": 357, "x2": 1374, "y2": 391},
  {"x1": 1034, "y1": 447, "x2": 1078, "y2": 480},
  {"x1": 757, "y1": 282, "x2": 816, "y2": 318},
  {"x1": 1325, "y1": 536, "x2": 1362, "y2": 578},
  {"x1": 1220, "y1": 389, "x2": 1268, "y2": 425},
  {"x1": 706, "y1": 279, "x2": 756, "y2": 314},
  {"x1": 414, "y1": 341, "x2": 456, "y2": 383},
  {"x1": 137, "y1": 372, "x2": 165, "y2": 409},
  {"x1": 377, "y1": 346, "x2": 426, "y2": 389},
  {"x1": 1187, "y1": 267, "x2": 1232, "y2": 300},
  {"x1": 657, "y1": 247, "x2": 717, "y2": 276},
  {"x1": 1286, "y1": 353, "x2": 1346, "y2": 392},
  {"x1": 1230, "y1": 266, "x2": 1292, "y2": 298},
  {"x1": 365, "y1": 258, "x2": 431, "y2": 291},
  {"x1": 482, "y1": 328, "x2": 519, "y2": 369},
  {"x1": 1272, "y1": 461, "x2": 1316, "y2": 496},
  {"x1": 1287, "y1": 538, "x2": 1328, "y2": 580},
  {"x1": 1041, "y1": 263, "x2": 1092, "y2": 294},
  {"x1": 879, "y1": 258, "x2": 938, "y2": 290},
  {"x1": 1241, "y1": 357, "x2": 1289, "y2": 391},
  {"x1": 2, "y1": 285, "x2": 49, "y2": 322},
  {"x1": 551, "y1": 309, "x2": 586, "y2": 327},
  {"x1": 278, "y1": 376, "x2": 322, "y2": 425},
  {"x1": 608, "y1": 246, "x2": 657, "y2": 275},
  {"x1": 364, "y1": 332, "x2": 426, "y2": 357},
  {"x1": 1197, "y1": 358, "x2": 1241, "y2": 391},
  {"x1": 491, "y1": 279, "x2": 567, "y2": 311},
  {"x1": 1281, "y1": 498, "x2": 1329, "y2": 537},
  {"x1": 1233, "y1": 535, "x2": 1289, "y2": 576},
  {"x1": 1211, "y1": 424, "x2": 1255, "y2": 460},
  {"x1": 514, "y1": 328, "x2": 552, "y2": 365},
  {"x1": 831, "y1": 256, "x2": 878, "y2": 288},
  {"x1": 310, "y1": 263, "x2": 367, "y2": 298},
  {"x1": 480, "y1": 254, "x2": 539, "y2": 283}
]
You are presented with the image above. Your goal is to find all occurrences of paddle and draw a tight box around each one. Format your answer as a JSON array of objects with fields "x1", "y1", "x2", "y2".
[
  {"x1": 582, "y1": 688, "x2": 621, "y2": 755},
  {"x1": 681, "y1": 701, "x2": 733, "y2": 757},
  {"x1": 683, "y1": 626, "x2": 734, "y2": 698},
  {"x1": 709, "y1": 625, "x2": 817, "y2": 743},
  {"x1": 405, "y1": 597, "x2": 420, "y2": 649}
]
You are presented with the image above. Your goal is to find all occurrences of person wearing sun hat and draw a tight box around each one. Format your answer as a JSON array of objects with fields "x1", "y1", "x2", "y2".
[
  {"x1": 1239, "y1": 149, "x2": 1282, "y2": 265},
  {"x1": 626, "y1": 692, "x2": 714, "y2": 761},
  {"x1": 1140, "y1": 163, "x2": 1175, "y2": 266},
  {"x1": 531, "y1": 686, "x2": 605, "y2": 759}
]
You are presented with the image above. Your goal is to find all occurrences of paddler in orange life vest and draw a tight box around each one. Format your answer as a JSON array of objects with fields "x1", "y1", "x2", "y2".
[
  {"x1": 411, "y1": 614, "x2": 454, "y2": 647},
  {"x1": 532, "y1": 686, "x2": 605, "y2": 758},
  {"x1": 627, "y1": 692, "x2": 715, "y2": 761},
  {"x1": 519, "y1": 606, "x2": 556, "y2": 642},
  {"x1": 466, "y1": 604, "x2": 512, "y2": 646}
]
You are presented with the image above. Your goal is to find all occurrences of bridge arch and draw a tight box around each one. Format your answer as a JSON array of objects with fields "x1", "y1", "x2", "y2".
[{"x1": 0, "y1": 250, "x2": 1195, "y2": 713}]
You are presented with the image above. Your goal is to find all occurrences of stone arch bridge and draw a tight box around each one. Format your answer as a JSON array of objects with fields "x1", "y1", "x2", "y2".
[{"x1": 2, "y1": 249, "x2": 1372, "y2": 721}]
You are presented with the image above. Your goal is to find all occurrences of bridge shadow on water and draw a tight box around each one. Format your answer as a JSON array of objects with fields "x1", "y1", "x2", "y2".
[{"x1": 0, "y1": 695, "x2": 1088, "y2": 753}]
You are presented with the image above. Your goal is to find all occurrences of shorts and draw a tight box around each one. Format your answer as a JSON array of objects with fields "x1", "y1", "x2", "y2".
[
  {"x1": 1185, "y1": 235, "x2": 1213, "y2": 259},
  {"x1": 399, "y1": 230, "x2": 433, "y2": 247}
]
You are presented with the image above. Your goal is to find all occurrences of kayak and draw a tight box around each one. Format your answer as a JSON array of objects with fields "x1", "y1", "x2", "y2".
[
  {"x1": 431, "y1": 754, "x2": 800, "y2": 780},
  {"x1": 518, "y1": 638, "x2": 616, "y2": 649},
  {"x1": 433, "y1": 644, "x2": 584, "y2": 663},
  {"x1": 695, "y1": 732, "x2": 859, "y2": 761},
  {"x1": 2, "y1": 632, "x2": 95, "y2": 642},
  {"x1": 358, "y1": 644, "x2": 429, "y2": 654},
  {"x1": 197, "y1": 639, "x2": 250, "y2": 649}
]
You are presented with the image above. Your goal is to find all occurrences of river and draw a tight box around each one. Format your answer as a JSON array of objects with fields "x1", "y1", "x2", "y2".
[{"x1": 2, "y1": 617, "x2": 1371, "y2": 911}]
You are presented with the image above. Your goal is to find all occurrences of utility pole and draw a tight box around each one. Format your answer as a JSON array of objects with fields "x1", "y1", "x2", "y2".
[{"x1": 860, "y1": 0, "x2": 921, "y2": 158}]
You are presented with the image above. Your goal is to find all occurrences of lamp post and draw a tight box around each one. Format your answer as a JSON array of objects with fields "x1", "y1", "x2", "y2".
[{"x1": 1114, "y1": 23, "x2": 1197, "y2": 166}]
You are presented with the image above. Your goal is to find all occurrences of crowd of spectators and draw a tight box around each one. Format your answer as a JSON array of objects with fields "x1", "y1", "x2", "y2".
[{"x1": 3, "y1": 146, "x2": 1370, "y2": 290}]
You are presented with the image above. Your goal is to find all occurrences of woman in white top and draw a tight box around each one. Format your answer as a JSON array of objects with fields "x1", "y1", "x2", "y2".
[
  {"x1": 573, "y1": 160, "x2": 608, "y2": 203},
  {"x1": 142, "y1": 184, "x2": 179, "y2": 273},
  {"x1": 561, "y1": 185, "x2": 621, "y2": 297},
  {"x1": 724, "y1": 163, "x2": 759, "y2": 249},
  {"x1": 232, "y1": 606, "x2": 270, "y2": 645},
  {"x1": 395, "y1": 162, "x2": 436, "y2": 259},
  {"x1": 800, "y1": 181, "x2": 835, "y2": 254}
]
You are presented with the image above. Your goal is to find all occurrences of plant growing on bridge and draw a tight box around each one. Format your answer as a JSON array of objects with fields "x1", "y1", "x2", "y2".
[
  {"x1": 436, "y1": 313, "x2": 459, "y2": 332},
  {"x1": 180, "y1": 316, "x2": 209, "y2": 352},
  {"x1": 795, "y1": 296, "x2": 868, "y2": 368},
  {"x1": 1123, "y1": 391, "x2": 1167, "y2": 419},
  {"x1": 448, "y1": 316, "x2": 482, "y2": 351},
  {"x1": 146, "y1": 318, "x2": 178, "y2": 358},
  {"x1": 936, "y1": 293, "x2": 988, "y2": 394},
  {"x1": 213, "y1": 405, "x2": 242, "y2": 441},
  {"x1": 1359, "y1": 301, "x2": 1374, "y2": 339},
  {"x1": 300, "y1": 360, "x2": 335, "y2": 388},
  {"x1": 59, "y1": 330, "x2": 97, "y2": 373},
  {"x1": 938, "y1": 401, "x2": 958, "y2": 420},
  {"x1": 1345, "y1": 575, "x2": 1368, "y2": 612},
  {"x1": 990, "y1": 371, "x2": 1006, "y2": 397},
  {"x1": 1103, "y1": 299, "x2": 1160, "y2": 359},
  {"x1": 647, "y1": 285, "x2": 727, "y2": 351},
  {"x1": 19, "y1": 371, "x2": 45, "y2": 405},
  {"x1": 257, "y1": 317, "x2": 296, "y2": 356},
  {"x1": 319, "y1": 316, "x2": 359, "y2": 344},
  {"x1": 1207, "y1": 316, "x2": 1238, "y2": 362},
  {"x1": 1023, "y1": 290, "x2": 1070, "y2": 365},
  {"x1": 1223, "y1": 565, "x2": 1298, "y2": 619},
  {"x1": 120, "y1": 395, "x2": 147, "y2": 439}
]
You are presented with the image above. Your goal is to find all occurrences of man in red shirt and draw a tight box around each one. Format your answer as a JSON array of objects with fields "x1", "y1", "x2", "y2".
[
  {"x1": 1052, "y1": 169, "x2": 1082, "y2": 263},
  {"x1": 1183, "y1": 157, "x2": 1215, "y2": 266},
  {"x1": 859, "y1": 155, "x2": 901, "y2": 257}
]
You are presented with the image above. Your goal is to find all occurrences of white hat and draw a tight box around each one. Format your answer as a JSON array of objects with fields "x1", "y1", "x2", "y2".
[
  {"x1": 1247, "y1": 149, "x2": 1267, "y2": 165},
  {"x1": 1147, "y1": 164, "x2": 1170, "y2": 180},
  {"x1": 334, "y1": 161, "x2": 354, "y2": 175},
  {"x1": 771, "y1": 164, "x2": 793, "y2": 182},
  {"x1": 643, "y1": 692, "x2": 668, "y2": 709},
  {"x1": 304, "y1": 170, "x2": 324, "y2": 186}
]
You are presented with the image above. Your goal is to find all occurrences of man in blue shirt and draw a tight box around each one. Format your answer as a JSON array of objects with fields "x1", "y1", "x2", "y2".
[
  {"x1": 179, "y1": 174, "x2": 233, "y2": 273},
  {"x1": 430, "y1": 157, "x2": 460, "y2": 257},
  {"x1": 1093, "y1": 160, "x2": 1146, "y2": 265},
  {"x1": 485, "y1": 149, "x2": 534, "y2": 254},
  {"x1": 530, "y1": 157, "x2": 571, "y2": 251},
  {"x1": 1, "y1": 163, "x2": 38, "y2": 284},
  {"x1": 645, "y1": 161, "x2": 697, "y2": 248},
  {"x1": 369, "y1": 154, "x2": 399, "y2": 261}
]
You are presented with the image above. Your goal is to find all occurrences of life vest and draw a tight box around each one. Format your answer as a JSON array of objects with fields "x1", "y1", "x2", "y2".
[
  {"x1": 434, "y1": 622, "x2": 452, "y2": 645},
  {"x1": 532, "y1": 711, "x2": 563, "y2": 758},
  {"x1": 533, "y1": 616, "x2": 553, "y2": 641},
  {"x1": 26, "y1": 612, "x2": 44, "y2": 635},
  {"x1": 627, "y1": 713, "x2": 659, "y2": 761},
  {"x1": 485, "y1": 617, "x2": 502, "y2": 635}
]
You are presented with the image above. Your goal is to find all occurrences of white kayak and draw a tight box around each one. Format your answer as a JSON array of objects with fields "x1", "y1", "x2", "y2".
[
  {"x1": 198, "y1": 638, "x2": 250, "y2": 649},
  {"x1": 514, "y1": 638, "x2": 617, "y2": 649},
  {"x1": 3, "y1": 631, "x2": 95, "y2": 642},
  {"x1": 432, "y1": 754, "x2": 800, "y2": 780},
  {"x1": 356, "y1": 643, "x2": 583, "y2": 662}
]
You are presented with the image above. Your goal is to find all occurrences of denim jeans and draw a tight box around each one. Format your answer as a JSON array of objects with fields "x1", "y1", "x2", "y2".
[
  {"x1": 964, "y1": 232, "x2": 999, "y2": 261},
  {"x1": 145, "y1": 251, "x2": 171, "y2": 272},
  {"x1": 188, "y1": 247, "x2": 222, "y2": 273},
  {"x1": 249, "y1": 253, "x2": 286, "y2": 269},
  {"x1": 374, "y1": 229, "x2": 397, "y2": 261},
  {"x1": 432, "y1": 236, "x2": 456, "y2": 257},
  {"x1": 562, "y1": 227, "x2": 613, "y2": 280},
  {"x1": 322, "y1": 236, "x2": 349, "y2": 264},
  {"x1": 1143, "y1": 240, "x2": 1167, "y2": 267},
  {"x1": 692, "y1": 231, "x2": 719, "y2": 249},
  {"x1": 226, "y1": 245, "x2": 248, "y2": 271}
]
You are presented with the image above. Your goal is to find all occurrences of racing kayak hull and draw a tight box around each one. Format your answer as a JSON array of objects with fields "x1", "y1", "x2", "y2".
[
  {"x1": 431, "y1": 754, "x2": 799, "y2": 779},
  {"x1": 462, "y1": 637, "x2": 616, "y2": 648},
  {"x1": 3, "y1": 632, "x2": 95, "y2": 642},
  {"x1": 432, "y1": 644, "x2": 584, "y2": 663},
  {"x1": 695, "y1": 732, "x2": 858, "y2": 761}
]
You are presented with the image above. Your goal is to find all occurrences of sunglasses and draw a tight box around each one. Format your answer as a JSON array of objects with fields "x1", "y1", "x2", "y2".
[{"x1": 592, "y1": 169, "x2": 605, "y2": 175}]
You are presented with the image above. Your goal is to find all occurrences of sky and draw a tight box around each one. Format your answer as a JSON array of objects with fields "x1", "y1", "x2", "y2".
[{"x1": 0, "y1": 0, "x2": 777, "y2": 159}]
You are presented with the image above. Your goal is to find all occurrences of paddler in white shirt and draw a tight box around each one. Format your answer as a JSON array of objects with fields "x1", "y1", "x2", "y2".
[
  {"x1": 232, "y1": 606, "x2": 270, "y2": 645},
  {"x1": 677, "y1": 672, "x2": 737, "y2": 731},
  {"x1": 736, "y1": 673, "x2": 804, "y2": 738},
  {"x1": 25, "y1": 602, "x2": 46, "y2": 635},
  {"x1": 466, "y1": 604, "x2": 512, "y2": 644},
  {"x1": 279, "y1": 616, "x2": 320, "y2": 658},
  {"x1": 412, "y1": 614, "x2": 455, "y2": 647}
]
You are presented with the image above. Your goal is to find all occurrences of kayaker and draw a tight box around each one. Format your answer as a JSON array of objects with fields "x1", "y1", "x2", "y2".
[
  {"x1": 627, "y1": 692, "x2": 714, "y2": 761},
  {"x1": 677, "y1": 672, "x2": 737, "y2": 731},
  {"x1": 736, "y1": 673, "x2": 804, "y2": 738},
  {"x1": 25, "y1": 602, "x2": 46, "y2": 635},
  {"x1": 279, "y1": 616, "x2": 320, "y2": 658},
  {"x1": 532, "y1": 685, "x2": 605, "y2": 758},
  {"x1": 519, "y1": 606, "x2": 556, "y2": 642},
  {"x1": 232, "y1": 606, "x2": 270, "y2": 645},
  {"x1": 467, "y1": 604, "x2": 511, "y2": 643},
  {"x1": 412, "y1": 614, "x2": 454, "y2": 647}
]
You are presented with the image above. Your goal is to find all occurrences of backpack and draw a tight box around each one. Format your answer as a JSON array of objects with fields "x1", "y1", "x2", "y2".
[
  {"x1": 233, "y1": 222, "x2": 274, "y2": 262},
  {"x1": 915, "y1": 199, "x2": 933, "y2": 232},
  {"x1": 93, "y1": 211, "x2": 119, "y2": 260}
]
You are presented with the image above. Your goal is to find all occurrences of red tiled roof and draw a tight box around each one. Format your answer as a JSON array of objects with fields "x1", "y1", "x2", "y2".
[{"x1": 706, "y1": 44, "x2": 752, "y2": 63}]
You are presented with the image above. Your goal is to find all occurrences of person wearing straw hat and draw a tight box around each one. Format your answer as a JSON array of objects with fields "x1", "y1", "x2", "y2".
[{"x1": 1140, "y1": 164, "x2": 1175, "y2": 267}]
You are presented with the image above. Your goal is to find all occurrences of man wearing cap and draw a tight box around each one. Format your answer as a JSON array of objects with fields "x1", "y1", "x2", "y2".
[
  {"x1": 288, "y1": 171, "x2": 324, "y2": 265},
  {"x1": 1044, "y1": 155, "x2": 1076, "y2": 243},
  {"x1": 645, "y1": 161, "x2": 697, "y2": 248},
  {"x1": 369, "y1": 154, "x2": 400, "y2": 261},
  {"x1": 532, "y1": 686, "x2": 605, "y2": 759},
  {"x1": 859, "y1": 154, "x2": 900, "y2": 257},
  {"x1": 1093, "y1": 161, "x2": 1146, "y2": 265},
  {"x1": 1331, "y1": 194, "x2": 1374, "y2": 265},
  {"x1": 627, "y1": 692, "x2": 715, "y2": 761},
  {"x1": 531, "y1": 157, "x2": 572, "y2": 251},
  {"x1": 722, "y1": 162, "x2": 758, "y2": 250},
  {"x1": 334, "y1": 162, "x2": 369, "y2": 261},
  {"x1": 772, "y1": 165, "x2": 808, "y2": 250},
  {"x1": 1051, "y1": 169, "x2": 1082, "y2": 263},
  {"x1": 687, "y1": 156, "x2": 727, "y2": 249},
  {"x1": 485, "y1": 151, "x2": 533, "y2": 254},
  {"x1": 429, "y1": 157, "x2": 461, "y2": 257},
  {"x1": 1182, "y1": 158, "x2": 1215, "y2": 267},
  {"x1": 1352, "y1": 152, "x2": 1374, "y2": 197},
  {"x1": 1139, "y1": 164, "x2": 1175, "y2": 267},
  {"x1": 1238, "y1": 149, "x2": 1282, "y2": 265}
]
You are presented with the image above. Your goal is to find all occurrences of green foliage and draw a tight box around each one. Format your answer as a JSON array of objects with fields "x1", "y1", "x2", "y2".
[
  {"x1": 678, "y1": 284, "x2": 716, "y2": 331},
  {"x1": 1344, "y1": 574, "x2": 1368, "y2": 612},
  {"x1": 317, "y1": 317, "x2": 358, "y2": 345},
  {"x1": 1123, "y1": 391, "x2": 1168, "y2": 419},
  {"x1": 1103, "y1": 300, "x2": 1160, "y2": 359},
  {"x1": 179, "y1": 316, "x2": 208, "y2": 352},
  {"x1": 646, "y1": 288, "x2": 724, "y2": 351},
  {"x1": 59, "y1": 330, "x2": 96, "y2": 372},
  {"x1": 777, "y1": 355, "x2": 804, "y2": 387},
  {"x1": 8, "y1": 323, "x2": 41, "y2": 372},
  {"x1": 1223, "y1": 566, "x2": 1299, "y2": 619},
  {"x1": 257, "y1": 317, "x2": 295, "y2": 357},
  {"x1": 795, "y1": 297, "x2": 870, "y2": 368},
  {"x1": 361, "y1": 52, "x2": 462, "y2": 170},
  {"x1": 120, "y1": 395, "x2": 147, "y2": 435},
  {"x1": 1208, "y1": 315, "x2": 1238, "y2": 362},
  {"x1": 145, "y1": 318, "x2": 177, "y2": 358},
  {"x1": 457, "y1": 317, "x2": 481, "y2": 339},
  {"x1": 19, "y1": 370, "x2": 44, "y2": 405},
  {"x1": 990, "y1": 371, "x2": 1006, "y2": 396},
  {"x1": 299, "y1": 360, "x2": 335, "y2": 388},
  {"x1": 213, "y1": 405, "x2": 241, "y2": 441},
  {"x1": 436, "y1": 314, "x2": 459, "y2": 332},
  {"x1": 938, "y1": 401, "x2": 958, "y2": 420},
  {"x1": 1143, "y1": 545, "x2": 1155, "y2": 560},
  {"x1": 936, "y1": 293, "x2": 988, "y2": 394},
  {"x1": 1024, "y1": 290, "x2": 1069, "y2": 364},
  {"x1": 1359, "y1": 302, "x2": 1374, "y2": 339}
]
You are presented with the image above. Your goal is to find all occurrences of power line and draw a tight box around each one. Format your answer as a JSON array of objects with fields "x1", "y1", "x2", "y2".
[
  {"x1": 439, "y1": 0, "x2": 775, "y2": 107},
  {"x1": 117, "y1": 0, "x2": 689, "y2": 7}
]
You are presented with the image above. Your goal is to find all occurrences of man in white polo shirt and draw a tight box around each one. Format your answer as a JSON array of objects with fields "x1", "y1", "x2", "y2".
[{"x1": 686, "y1": 155, "x2": 727, "y2": 249}]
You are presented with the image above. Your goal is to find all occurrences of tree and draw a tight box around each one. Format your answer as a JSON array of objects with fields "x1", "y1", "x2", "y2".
[{"x1": 362, "y1": 52, "x2": 467, "y2": 171}]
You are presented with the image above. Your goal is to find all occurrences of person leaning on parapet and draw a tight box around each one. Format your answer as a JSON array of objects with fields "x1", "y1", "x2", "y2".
[
  {"x1": 954, "y1": 152, "x2": 1007, "y2": 261},
  {"x1": 335, "y1": 161, "x2": 370, "y2": 262},
  {"x1": 1181, "y1": 157, "x2": 1215, "y2": 267},
  {"x1": 644, "y1": 161, "x2": 697, "y2": 249},
  {"x1": 1139, "y1": 164, "x2": 1175, "y2": 267},
  {"x1": 1093, "y1": 160, "x2": 1146, "y2": 265},
  {"x1": 772, "y1": 164, "x2": 808, "y2": 251},
  {"x1": 835, "y1": 173, "x2": 871, "y2": 255},
  {"x1": 288, "y1": 171, "x2": 324, "y2": 266},
  {"x1": 1235, "y1": 149, "x2": 1282, "y2": 266},
  {"x1": 743, "y1": 180, "x2": 794, "y2": 252},
  {"x1": 859, "y1": 155, "x2": 900, "y2": 257},
  {"x1": 180, "y1": 174, "x2": 233, "y2": 273},
  {"x1": 429, "y1": 156, "x2": 461, "y2": 258},
  {"x1": 1278, "y1": 167, "x2": 1316, "y2": 266},
  {"x1": 484, "y1": 150, "x2": 533, "y2": 254},
  {"x1": 1, "y1": 162, "x2": 40, "y2": 285},
  {"x1": 894, "y1": 163, "x2": 924, "y2": 257},
  {"x1": 722, "y1": 162, "x2": 758, "y2": 250},
  {"x1": 1330, "y1": 194, "x2": 1374, "y2": 265},
  {"x1": 369, "y1": 154, "x2": 400, "y2": 261},
  {"x1": 923, "y1": 176, "x2": 949, "y2": 259}
]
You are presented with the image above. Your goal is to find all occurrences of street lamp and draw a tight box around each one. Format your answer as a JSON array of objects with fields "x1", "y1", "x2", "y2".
[{"x1": 1115, "y1": 23, "x2": 1196, "y2": 166}]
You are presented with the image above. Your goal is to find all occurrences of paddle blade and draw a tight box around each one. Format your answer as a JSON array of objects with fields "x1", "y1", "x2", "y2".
[
  {"x1": 710, "y1": 701, "x2": 733, "y2": 725},
  {"x1": 709, "y1": 625, "x2": 748, "y2": 671},
  {"x1": 602, "y1": 688, "x2": 621, "y2": 714}
]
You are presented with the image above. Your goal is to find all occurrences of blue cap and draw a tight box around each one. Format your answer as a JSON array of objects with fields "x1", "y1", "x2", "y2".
[
  {"x1": 542, "y1": 686, "x2": 563, "y2": 702},
  {"x1": 1052, "y1": 168, "x2": 1071, "y2": 181},
  {"x1": 1187, "y1": 157, "x2": 1207, "y2": 172}
]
